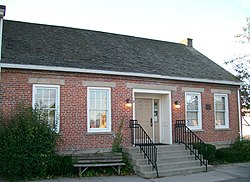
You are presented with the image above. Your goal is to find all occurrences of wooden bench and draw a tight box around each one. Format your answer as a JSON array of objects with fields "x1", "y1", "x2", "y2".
[{"x1": 73, "y1": 152, "x2": 125, "y2": 177}]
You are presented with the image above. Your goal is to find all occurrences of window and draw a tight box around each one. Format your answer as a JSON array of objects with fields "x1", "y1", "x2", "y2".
[
  {"x1": 87, "y1": 87, "x2": 111, "y2": 132},
  {"x1": 185, "y1": 92, "x2": 202, "y2": 129},
  {"x1": 32, "y1": 85, "x2": 60, "y2": 133},
  {"x1": 214, "y1": 94, "x2": 229, "y2": 129}
]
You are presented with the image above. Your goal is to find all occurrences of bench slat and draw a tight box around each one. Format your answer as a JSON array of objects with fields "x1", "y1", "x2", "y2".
[
  {"x1": 74, "y1": 163, "x2": 125, "y2": 167},
  {"x1": 73, "y1": 153, "x2": 122, "y2": 157},
  {"x1": 75, "y1": 159, "x2": 123, "y2": 163},
  {"x1": 73, "y1": 157, "x2": 122, "y2": 161}
]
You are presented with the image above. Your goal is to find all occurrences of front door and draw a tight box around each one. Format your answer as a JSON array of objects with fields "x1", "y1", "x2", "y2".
[{"x1": 135, "y1": 98, "x2": 160, "y2": 143}]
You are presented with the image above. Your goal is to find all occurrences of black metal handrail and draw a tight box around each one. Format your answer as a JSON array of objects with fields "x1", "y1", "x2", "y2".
[
  {"x1": 130, "y1": 119, "x2": 159, "y2": 177},
  {"x1": 175, "y1": 120, "x2": 208, "y2": 171}
]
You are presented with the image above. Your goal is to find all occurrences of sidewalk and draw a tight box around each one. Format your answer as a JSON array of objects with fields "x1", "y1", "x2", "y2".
[{"x1": 34, "y1": 162, "x2": 250, "y2": 182}]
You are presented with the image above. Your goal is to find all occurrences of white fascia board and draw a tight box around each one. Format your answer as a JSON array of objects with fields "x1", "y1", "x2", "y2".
[{"x1": 0, "y1": 63, "x2": 242, "y2": 86}]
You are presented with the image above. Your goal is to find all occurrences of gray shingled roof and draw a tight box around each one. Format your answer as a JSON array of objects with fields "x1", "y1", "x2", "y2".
[{"x1": 1, "y1": 20, "x2": 240, "y2": 84}]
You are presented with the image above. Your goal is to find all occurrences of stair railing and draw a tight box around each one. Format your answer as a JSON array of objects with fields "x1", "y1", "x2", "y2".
[
  {"x1": 130, "y1": 119, "x2": 159, "y2": 177},
  {"x1": 174, "y1": 120, "x2": 208, "y2": 171}
]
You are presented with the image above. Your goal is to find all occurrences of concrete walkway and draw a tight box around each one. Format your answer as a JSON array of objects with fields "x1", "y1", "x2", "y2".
[{"x1": 34, "y1": 162, "x2": 250, "y2": 182}]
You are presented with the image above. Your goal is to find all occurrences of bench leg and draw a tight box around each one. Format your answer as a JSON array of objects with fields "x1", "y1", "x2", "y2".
[
  {"x1": 78, "y1": 167, "x2": 89, "y2": 177},
  {"x1": 118, "y1": 165, "x2": 121, "y2": 175},
  {"x1": 112, "y1": 165, "x2": 121, "y2": 175}
]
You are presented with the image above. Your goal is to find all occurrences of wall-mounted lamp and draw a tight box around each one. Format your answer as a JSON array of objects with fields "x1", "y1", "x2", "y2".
[
  {"x1": 125, "y1": 99, "x2": 133, "y2": 108},
  {"x1": 174, "y1": 101, "x2": 180, "y2": 109}
]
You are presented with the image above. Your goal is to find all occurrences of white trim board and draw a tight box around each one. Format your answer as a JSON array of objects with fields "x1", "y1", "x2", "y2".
[
  {"x1": 0, "y1": 63, "x2": 242, "y2": 86},
  {"x1": 133, "y1": 89, "x2": 172, "y2": 144}
]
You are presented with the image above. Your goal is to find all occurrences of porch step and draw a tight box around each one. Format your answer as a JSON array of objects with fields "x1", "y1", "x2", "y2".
[
  {"x1": 127, "y1": 149, "x2": 191, "y2": 160},
  {"x1": 135, "y1": 160, "x2": 200, "y2": 171},
  {"x1": 139, "y1": 165, "x2": 209, "y2": 178},
  {"x1": 131, "y1": 155, "x2": 196, "y2": 166},
  {"x1": 123, "y1": 144, "x2": 212, "y2": 178}
]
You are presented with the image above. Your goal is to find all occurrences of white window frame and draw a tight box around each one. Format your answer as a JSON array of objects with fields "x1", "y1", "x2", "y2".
[
  {"x1": 185, "y1": 92, "x2": 202, "y2": 130},
  {"x1": 214, "y1": 93, "x2": 229, "y2": 129},
  {"x1": 32, "y1": 84, "x2": 60, "y2": 133},
  {"x1": 87, "y1": 87, "x2": 111, "y2": 133}
]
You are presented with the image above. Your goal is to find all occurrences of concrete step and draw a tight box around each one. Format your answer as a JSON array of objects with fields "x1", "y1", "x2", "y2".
[
  {"x1": 123, "y1": 144, "x2": 212, "y2": 178},
  {"x1": 123, "y1": 144, "x2": 185, "y2": 154},
  {"x1": 155, "y1": 144, "x2": 185, "y2": 152},
  {"x1": 122, "y1": 146, "x2": 140, "y2": 154},
  {"x1": 140, "y1": 165, "x2": 208, "y2": 178},
  {"x1": 128, "y1": 152, "x2": 144, "y2": 160},
  {"x1": 158, "y1": 155, "x2": 195, "y2": 163},
  {"x1": 131, "y1": 155, "x2": 195, "y2": 166},
  {"x1": 128, "y1": 149, "x2": 190, "y2": 159},
  {"x1": 135, "y1": 160, "x2": 201, "y2": 172},
  {"x1": 157, "y1": 150, "x2": 190, "y2": 157}
]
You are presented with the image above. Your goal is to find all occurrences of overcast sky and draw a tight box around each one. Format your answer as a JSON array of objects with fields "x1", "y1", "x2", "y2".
[{"x1": 1, "y1": 0, "x2": 250, "y2": 71}]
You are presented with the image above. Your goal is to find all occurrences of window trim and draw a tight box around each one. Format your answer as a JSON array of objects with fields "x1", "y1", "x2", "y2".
[
  {"x1": 32, "y1": 84, "x2": 60, "y2": 133},
  {"x1": 185, "y1": 92, "x2": 202, "y2": 130},
  {"x1": 87, "y1": 87, "x2": 111, "y2": 133},
  {"x1": 214, "y1": 93, "x2": 229, "y2": 129}
]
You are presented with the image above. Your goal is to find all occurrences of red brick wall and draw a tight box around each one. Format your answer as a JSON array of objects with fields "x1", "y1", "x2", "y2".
[
  {"x1": 0, "y1": 68, "x2": 240, "y2": 151},
  {"x1": 171, "y1": 83, "x2": 240, "y2": 144}
]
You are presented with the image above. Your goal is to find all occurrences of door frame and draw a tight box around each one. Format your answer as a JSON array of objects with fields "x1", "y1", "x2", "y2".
[
  {"x1": 132, "y1": 89, "x2": 172, "y2": 144},
  {"x1": 134, "y1": 97, "x2": 160, "y2": 143}
]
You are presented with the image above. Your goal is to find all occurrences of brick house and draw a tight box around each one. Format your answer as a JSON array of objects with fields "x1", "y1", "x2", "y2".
[{"x1": 0, "y1": 6, "x2": 242, "y2": 152}]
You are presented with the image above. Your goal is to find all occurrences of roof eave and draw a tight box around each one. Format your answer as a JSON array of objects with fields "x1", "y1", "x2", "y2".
[{"x1": 0, "y1": 63, "x2": 242, "y2": 86}]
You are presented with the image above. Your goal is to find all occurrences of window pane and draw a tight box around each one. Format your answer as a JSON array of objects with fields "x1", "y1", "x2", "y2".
[
  {"x1": 187, "y1": 111, "x2": 198, "y2": 126},
  {"x1": 48, "y1": 100, "x2": 55, "y2": 108},
  {"x1": 215, "y1": 112, "x2": 225, "y2": 126},
  {"x1": 49, "y1": 89, "x2": 56, "y2": 108},
  {"x1": 35, "y1": 98, "x2": 43, "y2": 107},
  {"x1": 37, "y1": 89, "x2": 43, "y2": 99},
  {"x1": 215, "y1": 96, "x2": 225, "y2": 110},
  {"x1": 89, "y1": 111, "x2": 97, "y2": 128},
  {"x1": 187, "y1": 95, "x2": 198, "y2": 110},
  {"x1": 43, "y1": 99, "x2": 49, "y2": 108},
  {"x1": 89, "y1": 111, "x2": 107, "y2": 129},
  {"x1": 48, "y1": 110, "x2": 56, "y2": 129},
  {"x1": 49, "y1": 89, "x2": 56, "y2": 99},
  {"x1": 90, "y1": 100, "x2": 95, "y2": 109},
  {"x1": 100, "y1": 112, "x2": 107, "y2": 128},
  {"x1": 35, "y1": 89, "x2": 43, "y2": 107},
  {"x1": 96, "y1": 91, "x2": 101, "y2": 101}
]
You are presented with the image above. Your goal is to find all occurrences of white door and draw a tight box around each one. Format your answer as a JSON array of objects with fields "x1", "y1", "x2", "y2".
[
  {"x1": 135, "y1": 98, "x2": 161, "y2": 143},
  {"x1": 135, "y1": 98, "x2": 153, "y2": 139}
]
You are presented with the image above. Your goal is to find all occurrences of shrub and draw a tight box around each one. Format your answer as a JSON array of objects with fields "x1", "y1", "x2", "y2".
[
  {"x1": 215, "y1": 148, "x2": 244, "y2": 163},
  {"x1": 193, "y1": 143, "x2": 216, "y2": 164},
  {"x1": 215, "y1": 139, "x2": 250, "y2": 163},
  {"x1": 47, "y1": 154, "x2": 74, "y2": 177},
  {"x1": 231, "y1": 139, "x2": 250, "y2": 161},
  {"x1": 121, "y1": 153, "x2": 134, "y2": 175},
  {"x1": 0, "y1": 106, "x2": 74, "y2": 181},
  {"x1": 112, "y1": 120, "x2": 124, "y2": 153}
]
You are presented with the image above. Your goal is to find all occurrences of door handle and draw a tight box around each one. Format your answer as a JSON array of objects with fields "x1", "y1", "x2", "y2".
[{"x1": 150, "y1": 118, "x2": 153, "y2": 127}]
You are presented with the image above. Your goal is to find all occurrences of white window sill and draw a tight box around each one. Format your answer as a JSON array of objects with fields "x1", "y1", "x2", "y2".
[
  {"x1": 86, "y1": 132, "x2": 114, "y2": 135},
  {"x1": 214, "y1": 128, "x2": 231, "y2": 131},
  {"x1": 190, "y1": 129, "x2": 204, "y2": 132}
]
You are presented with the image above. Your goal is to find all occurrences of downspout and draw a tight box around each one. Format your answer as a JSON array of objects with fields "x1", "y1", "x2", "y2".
[
  {"x1": 0, "y1": 5, "x2": 6, "y2": 111},
  {"x1": 237, "y1": 88, "x2": 242, "y2": 140},
  {"x1": 0, "y1": 5, "x2": 6, "y2": 61}
]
